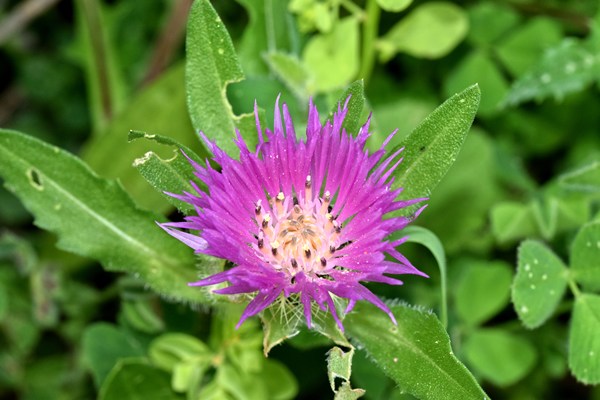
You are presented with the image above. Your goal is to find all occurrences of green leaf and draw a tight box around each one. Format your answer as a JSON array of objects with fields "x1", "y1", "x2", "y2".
[
  {"x1": 378, "y1": 2, "x2": 468, "y2": 60},
  {"x1": 490, "y1": 201, "x2": 537, "y2": 243},
  {"x1": 346, "y1": 302, "x2": 489, "y2": 400},
  {"x1": 128, "y1": 131, "x2": 204, "y2": 215},
  {"x1": 264, "y1": 52, "x2": 310, "y2": 101},
  {"x1": 402, "y1": 226, "x2": 448, "y2": 327},
  {"x1": 569, "y1": 294, "x2": 600, "y2": 384},
  {"x1": 149, "y1": 333, "x2": 212, "y2": 372},
  {"x1": 121, "y1": 299, "x2": 165, "y2": 334},
  {"x1": 467, "y1": 2, "x2": 519, "y2": 47},
  {"x1": 260, "y1": 306, "x2": 301, "y2": 357},
  {"x1": 376, "y1": 0, "x2": 412, "y2": 13},
  {"x1": 504, "y1": 39, "x2": 600, "y2": 106},
  {"x1": 392, "y1": 84, "x2": 480, "y2": 208},
  {"x1": 455, "y1": 260, "x2": 512, "y2": 327},
  {"x1": 496, "y1": 17, "x2": 563, "y2": 77},
  {"x1": 328, "y1": 80, "x2": 366, "y2": 135},
  {"x1": 260, "y1": 358, "x2": 299, "y2": 400},
  {"x1": 559, "y1": 160, "x2": 600, "y2": 192},
  {"x1": 513, "y1": 240, "x2": 568, "y2": 329},
  {"x1": 444, "y1": 50, "x2": 508, "y2": 116},
  {"x1": 334, "y1": 381, "x2": 366, "y2": 400},
  {"x1": 99, "y1": 358, "x2": 180, "y2": 400},
  {"x1": 0, "y1": 129, "x2": 206, "y2": 304},
  {"x1": 571, "y1": 222, "x2": 600, "y2": 291},
  {"x1": 186, "y1": 0, "x2": 257, "y2": 156},
  {"x1": 462, "y1": 328, "x2": 538, "y2": 387},
  {"x1": 303, "y1": 17, "x2": 360, "y2": 92},
  {"x1": 80, "y1": 64, "x2": 204, "y2": 213},
  {"x1": 327, "y1": 347, "x2": 354, "y2": 391},
  {"x1": 82, "y1": 323, "x2": 145, "y2": 388}
]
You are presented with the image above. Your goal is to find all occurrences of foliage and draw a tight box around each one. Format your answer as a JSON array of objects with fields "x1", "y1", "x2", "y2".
[{"x1": 1, "y1": 0, "x2": 600, "y2": 399}]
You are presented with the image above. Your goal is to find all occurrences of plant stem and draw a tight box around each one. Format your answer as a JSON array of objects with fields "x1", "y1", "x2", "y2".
[{"x1": 358, "y1": 0, "x2": 380, "y2": 84}]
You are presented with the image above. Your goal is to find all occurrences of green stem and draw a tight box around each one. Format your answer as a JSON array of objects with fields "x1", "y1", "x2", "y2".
[
  {"x1": 358, "y1": 0, "x2": 380, "y2": 84},
  {"x1": 568, "y1": 273, "x2": 582, "y2": 298}
]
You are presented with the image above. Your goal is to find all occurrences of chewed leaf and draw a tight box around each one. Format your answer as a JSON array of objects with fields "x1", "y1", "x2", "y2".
[
  {"x1": 0, "y1": 129, "x2": 206, "y2": 304},
  {"x1": 513, "y1": 240, "x2": 568, "y2": 329}
]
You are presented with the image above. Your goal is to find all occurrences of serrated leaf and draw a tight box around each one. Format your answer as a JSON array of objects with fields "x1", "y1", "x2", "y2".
[
  {"x1": 346, "y1": 302, "x2": 489, "y2": 400},
  {"x1": 569, "y1": 294, "x2": 600, "y2": 384},
  {"x1": 334, "y1": 381, "x2": 366, "y2": 400},
  {"x1": 559, "y1": 160, "x2": 600, "y2": 192},
  {"x1": 128, "y1": 131, "x2": 204, "y2": 215},
  {"x1": 99, "y1": 358, "x2": 179, "y2": 400},
  {"x1": 504, "y1": 39, "x2": 600, "y2": 106},
  {"x1": 0, "y1": 129, "x2": 206, "y2": 304},
  {"x1": 328, "y1": 80, "x2": 366, "y2": 135},
  {"x1": 80, "y1": 64, "x2": 203, "y2": 213},
  {"x1": 392, "y1": 84, "x2": 480, "y2": 210},
  {"x1": 455, "y1": 260, "x2": 512, "y2": 327},
  {"x1": 571, "y1": 222, "x2": 600, "y2": 291},
  {"x1": 513, "y1": 240, "x2": 568, "y2": 328},
  {"x1": 462, "y1": 328, "x2": 537, "y2": 387},
  {"x1": 303, "y1": 17, "x2": 360, "y2": 92},
  {"x1": 186, "y1": 0, "x2": 257, "y2": 156},
  {"x1": 378, "y1": 2, "x2": 468, "y2": 60}
]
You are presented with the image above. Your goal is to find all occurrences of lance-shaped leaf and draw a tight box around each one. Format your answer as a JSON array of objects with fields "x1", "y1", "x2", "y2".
[
  {"x1": 186, "y1": 0, "x2": 257, "y2": 155},
  {"x1": 0, "y1": 129, "x2": 205, "y2": 304},
  {"x1": 346, "y1": 302, "x2": 489, "y2": 400},
  {"x1": 392, "y1": 84, "x2": 480, "y2": 211}
]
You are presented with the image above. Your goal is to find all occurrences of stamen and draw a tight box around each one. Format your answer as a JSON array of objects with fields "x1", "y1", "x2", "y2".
[
  {"x1": 305, "y1": 175, "x2": 312, "y2": 201},
  {"x1": 291, "y1": 258, "x2": 298, "y2": 268},
  {"x1": 276, "y1": 192, "x2": 285, "y2": 215},
  {"x1": 303, "y1": 244, "x2": 311, "y2": 259},
  {"x1": 255, "y1": 200, "x2": 262, "y2": 215},
  {"x1": 320, "y1": 257, "x2": 327, "y2": 267},
  {"x1": 271, "y1": 241, "x2": 280, "y2": 256},
  {"x1": 333, "y1": 220, "x2": 342, "y2": 233},
  {"x1": 262, "y1": 214, "x2": 270, "y2": 228},
  {"x1": 329, "y1": 245, "x2": 336, "y2": 254},
  {"x1": 320, "y1": 191, "x2": 331, "y2": 214}
]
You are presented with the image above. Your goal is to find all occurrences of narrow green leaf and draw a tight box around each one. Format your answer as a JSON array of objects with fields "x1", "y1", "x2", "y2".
[
  {"x1": 346, "y1": 302, "x2": 489, "y2": 400},
  {"x1": 559, "y1": 160, "x2": 600, "y2": 192},
  {"x1": 378, "y1": 2, "x2": 468, "y2": 60},
  {"x1": 81, "y1": 64, "x2": 204, "y2": 213},
  {"x1": 186, "y1": 0, "x2": 257, "y2": 155},
  {"x1": 328, "y1": 80, "x2": 366, "y2": 135},
  {"x1": 569, "y1": 294, "x2": 600, "y2": 384},
  {"x1": 0, "y1": 129, "x2": 206, "y2": 304},
  {"x1": 462, "y1": 328, "x2": 538, "y2": 387},
  {"x1": 571, "y1": 222, "x2": 600, "y2": 292},
  {"x1": 303, "y1": 17, "x2": 360, "y2": 92},
  {"x1": 99, "y1": 358, "x2": 180, "y2": 400},
  {"x1": 455, "y1": 260, "x2": 512, "y2": 327},
  {"x1": 513, "y1": 240, "x2": 568, "y2": 329},
  {"x1": 82, "y1": 323, "x2": 145, "y2": 388},
  {"x1": 128, "y1": 131, "x2": 204, "y2": 215},
  {"x1": 392, "y1": 84, "x2": 480, "y2": 207},
  {"x1": 402, "y1": 226, "x2": 448, "y2": 328}
]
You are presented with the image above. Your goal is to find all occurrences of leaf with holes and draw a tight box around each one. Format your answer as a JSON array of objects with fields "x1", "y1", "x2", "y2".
[
  {"x1": 513, "y1": 240, "x2": 568, "y2": 329},
  {"x1": 0, "y1": 129, "x2": 206, "y2": 304}
]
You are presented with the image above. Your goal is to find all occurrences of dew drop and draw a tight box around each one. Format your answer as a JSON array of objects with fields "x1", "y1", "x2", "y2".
[
  {"x1": 524, "y1": 264, "x2": 531, "y2": 271},
  {"x1": 530, "y1": 284, "x2": 536, "y2": 290},
  {"x1": 218, "y1": 48, "x2": 224, "y2": 55},
  {"x1": 590, "y1": 351, "x2": 595, "y2": 357},
  {"x1": 533, "y1": 259, "x2": 539, "y2": 265},
  {"x1": 550, "y1": 290, "x2": 556, "y2": 295},
  {"x1": 541, "y1": 74, "x2": 551, "y2": 83},
  {"x1": 565, "y1": 62, "x2": 576, "y2": 74},
  {"x1": 542, "y1": 274, "x2": 548, "y2": 280},
  {"x1": 393, "y1": 357, "x2": 398, "y2": 363},
  {"x1": 54, "y1": 204, "x2": 62, "y2": 211},
  {"x1": 528, "y1": 272, "x2": 533, "y2": 279},
  {"x1": 521, "y1": 306, "x2": 529, "y2": 314}
]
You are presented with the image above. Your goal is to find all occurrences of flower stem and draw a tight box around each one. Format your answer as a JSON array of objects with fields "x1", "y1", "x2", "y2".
[{"x1": 358, "y1": 0, "x2": 380, "y2": 84}]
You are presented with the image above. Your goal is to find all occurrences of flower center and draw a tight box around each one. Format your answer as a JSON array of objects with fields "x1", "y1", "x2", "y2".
[{"x1": 254, "y1": 176, "x2": 342, "y2": 277}]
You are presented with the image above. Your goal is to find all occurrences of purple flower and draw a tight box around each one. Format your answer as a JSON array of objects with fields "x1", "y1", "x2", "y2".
[{"x1": 161, "y1": 97, "x2": 427, "y2": 331}]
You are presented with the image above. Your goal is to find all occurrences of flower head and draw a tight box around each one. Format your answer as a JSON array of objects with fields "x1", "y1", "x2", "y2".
[{"x1": 161, "y1": 97, "x2": 427, "y2": 330}]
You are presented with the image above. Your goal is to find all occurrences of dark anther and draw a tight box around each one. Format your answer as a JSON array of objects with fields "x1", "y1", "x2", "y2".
[
  {"x1": 304, "y1": 248, "x2": 311, "y2": 258},
  {"x1": 337, "y1": 240, "x2": 352, "y2": 251},
  {"x1": 327, "y1": 205, "x2": 333, "y2": 213},
  {"x1": 291, "y1": 275, "x2": 297, "y2": 284},
  {"x1": 271, "y1": 247, "x2": 278, "y2": 256},
  {"x1": 255, "y1": 204, "x2": 261, "y2": 215},
  {"x1": 320, "y1": 257, "x2": 327, "y2": 267},
  {"x1": 293, "y1": 197, "x2": 299, "y2": 205},
  {"x1": 291, "y1": 258, "x2": 298, "y2": 268},
  {"x1": 258, "y1": 238, "x2": 264, "y2": 248},
  {"x1": 262, "y1": 219, "x2": 269, "y2": 228},
  {"x1": 329, "y1": 245, "x2": 336, "y2": 254}
]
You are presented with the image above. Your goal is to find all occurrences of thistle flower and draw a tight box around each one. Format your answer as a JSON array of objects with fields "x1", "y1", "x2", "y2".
[{"x1": 161, "y1": 97, "x2": 427, "y2": 330}]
